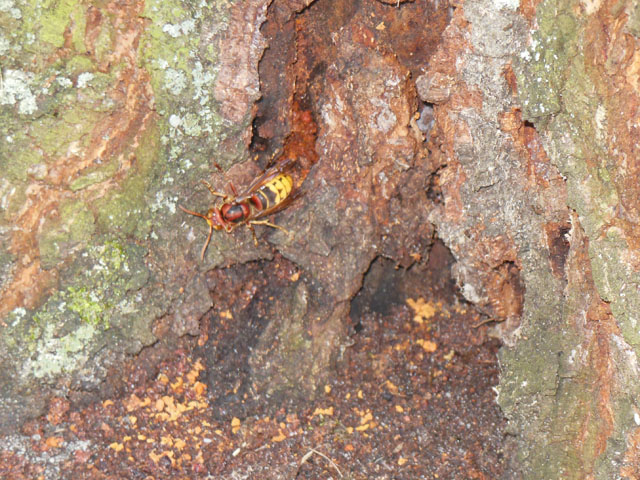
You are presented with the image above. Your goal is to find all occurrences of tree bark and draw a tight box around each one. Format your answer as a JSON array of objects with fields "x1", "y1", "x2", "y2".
[
  {"x1": 427, "y1": 0, "x2": 640, "y2": 477},
  {"x1": 1, "y1": 0, "x2": 640, "y2": 477}
]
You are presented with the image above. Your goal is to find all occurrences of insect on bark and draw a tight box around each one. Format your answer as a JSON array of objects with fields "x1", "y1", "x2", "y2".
[{"x1": 180, "y1": 157, "x2": 297, "y2": 259}]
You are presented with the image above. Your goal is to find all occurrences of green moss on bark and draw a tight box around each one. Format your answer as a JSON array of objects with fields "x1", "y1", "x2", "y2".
[
  {"x1": 0, "y1": 0, "x2": 245, "y2": 430},
  {"x1": 38, "y1": 200, "x2": 96, "y2": 269},
  {"x1": 1, "y1": 239, "x2": 151, "y2": 389},
  {"x1": 517, "y1": 0, "x2": 640, "y2": 353},
  {"x1": 512, "y1": 0, "x2": 640, "y2": 477}
]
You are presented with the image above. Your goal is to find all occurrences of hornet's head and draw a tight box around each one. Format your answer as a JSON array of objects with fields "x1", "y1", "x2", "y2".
[{"x1": 179, "y1": 205, "x2": 226, "y2": 260}]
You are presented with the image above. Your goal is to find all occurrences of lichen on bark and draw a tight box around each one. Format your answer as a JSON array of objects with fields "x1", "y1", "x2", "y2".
[
  {"x1": 510, "y1": 0, "x2": 640, "y2": 476},
  {"x1": 0, "y1": 0, "x2": 237, "y2": 430},
  {"x1": 413, "y1": 0, "x2": 640, "y2": 476}
]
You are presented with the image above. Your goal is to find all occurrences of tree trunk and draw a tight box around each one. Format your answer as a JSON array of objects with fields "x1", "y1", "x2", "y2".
[
  {"x1": 1, "y1": 0, "x2": 639, "y2": 477},
  {"x1": 427, "y1": 0, "x2": 640, "y2": 476}
]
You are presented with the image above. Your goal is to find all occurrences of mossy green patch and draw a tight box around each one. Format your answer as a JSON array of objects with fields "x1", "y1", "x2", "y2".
[
  {"x1": 140, "y1": 0, "x2": 194, "y2": 107},
  {"x1": 516, "y1": 0, "x2": 617, "y2": 236},
  {"x1": 66, "y1": 55, "x2": 95, "y2": 76},
  {"x1": 31, "y1": 116, "x2": 75, "y2": 159},
  {"x1": 0, "y1": 139, "x2": 43, "y2": 182},
  {"x1": 94, "y1": 122, "x2": 160, "y2": 240},
  {"x1": 30, "y1": 105, "x2": 99, "y2": 159},
  {"x1": 137, "y1": 0, "x2": 233, "y2": 182},
  {"x1": 92, "y1": 11, "x2": 115, "y2": 65},
  {"x1": 6, "y1": 289, "x2": 102, "y2": 380},
  {"x1": 70, "y1": 157, "x2": 119, "y2": 192},
  {"x1": 66, "y1": 286, "x2": 106, "y2": 327},
  {"x1": 0, "y1": 10, "x2": 20, "y2": 58},
  {"x1": 62, "y1": 104, "x2": 102, "y2": 129},
  {"x1": 0, "y1": 247, "x2": 16, "y2": 290},
  {"x1": 517, "y1": 0, "x2": 639, "y2": 347},
  {"x1": 513, "y1": 0, "x2": 640, "y2": 477},
  {"x1": 29, "y1": 322, "x2": 98, "y2": 378},
  {"x1": 59, "y1": 239, "x2": 151, "y2": 329},
  {"x1": 515, "y1": 11, "x2": 579, "y2": 122},
  {"x1": 38, "y1": 200, "x2": 96, "y2": 269},
  {"x1": 78, "y1": 71, "x2": 115, "y2": 100},
  {"x1": 589, "y1": 238, "x2": 640, "y2": 349},
  {"x1": 38, "y1": 0, "x2": 85, "y2": 50},
  {"x1": 626, "y1": 0, "x2": 640, "y2": 37},
  {"x1": 95, "y1": 177, "x2": 151, "y2": 238}
]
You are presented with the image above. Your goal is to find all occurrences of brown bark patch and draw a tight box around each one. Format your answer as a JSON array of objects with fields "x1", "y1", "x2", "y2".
[
  {"x1": 544, "y1": 222, "x2": 571, "y2": 280},
  {"x1": 621, "y1": 423, "x2": 640, "y2": 479},
  {"x1": 584, "y1": 0, "x2": 640, "y2": 239},
  {"x1": 567, "y1": 216, "x2": 617, "y2": 468},
  {"x1": 214, "y1": 0, "x2": 269, "y2": 125}
]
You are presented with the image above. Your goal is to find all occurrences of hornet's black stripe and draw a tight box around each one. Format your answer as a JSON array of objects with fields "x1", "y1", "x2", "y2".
[
  {"x1": 251, "y1": 190, "x2": 270, "y2": 211},
  {"x1": 258, "y1": 183, "x2": 278, "y2": 207}
]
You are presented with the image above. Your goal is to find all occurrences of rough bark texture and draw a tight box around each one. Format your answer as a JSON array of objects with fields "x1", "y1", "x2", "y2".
[
  {"x1": 426, "y1": 0, "x2": 640, "y2": 477},
  {"x1": 1, "y1": 0, "x2": 640, "y2": 477},
  {"x1": 511, "y1": 0, "x2": 640, "y2": 476},
  {"x1": 0, "y1": 0, "x2": 242, "y2": 430},
  {"x1": 0, "y1": 0, "x2": 444, "y2": 430}
]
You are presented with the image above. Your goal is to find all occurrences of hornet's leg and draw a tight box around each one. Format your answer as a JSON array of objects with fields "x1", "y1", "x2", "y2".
[
  {"x1": 201, "y1": 180, "x2": 230, "y2": 200},
  {"x1": 249, "y1": 220, "x2": 292, "y2": 243},
  {"x1": 247, "y1": 223, "x2": 259, "y2": 246},
  {"x1": 210, "y1": 163, "x2": 238, "y2": 197}
]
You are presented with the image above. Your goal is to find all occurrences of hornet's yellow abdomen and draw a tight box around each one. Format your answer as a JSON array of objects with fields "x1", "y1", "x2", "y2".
[{"x1": 252, "y1": 173, "x2": 293, "y2": 211}]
